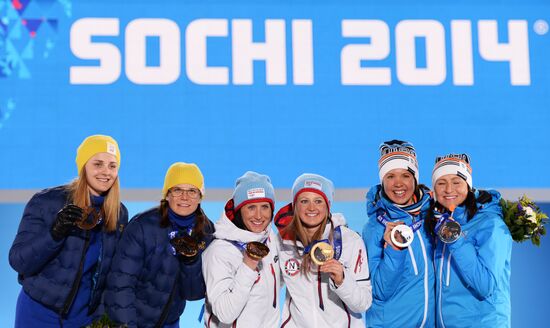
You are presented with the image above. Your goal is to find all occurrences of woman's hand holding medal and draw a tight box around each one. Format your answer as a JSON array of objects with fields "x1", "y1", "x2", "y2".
[
  {"x1": 319, "y1": 258, "x2": 344, "y2": 287},
  {"x1": 309, "y1": 242, "x2": 344, "y2": 286},
  {"x1": 383, "y1": 221, "x2": 407, "y2": 250},
  {"x1": 435, "y1": 205, "x2": 462, "y2": 244},
  {"x1": 170, "y1": 234, "x2": 200, "y2": 263},
  {"x1": 243, "y1": 241, "x2": 269, "y2": 270}
]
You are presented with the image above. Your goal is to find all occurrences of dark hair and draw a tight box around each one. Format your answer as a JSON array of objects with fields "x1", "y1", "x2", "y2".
[
  {"x1": 232, "y1": 211, "x2": 247, "y2": 230},
  {"x1": 425, "y1": 190, "x2": 478, "y2": 237},
  {"x1": 159, "y1": 200, "x2": 213, "y2": 241}
]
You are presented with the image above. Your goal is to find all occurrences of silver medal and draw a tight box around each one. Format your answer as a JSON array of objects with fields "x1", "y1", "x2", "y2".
[
  {"x1": 391, "y1": 224, "x2": 414, "y2": 248},
  {"x1": 437, "y1": 220, "x2": 462, "y2": 243}
]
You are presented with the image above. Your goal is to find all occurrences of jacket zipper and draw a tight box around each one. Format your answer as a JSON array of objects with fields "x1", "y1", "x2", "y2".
[
  {"x1": 270, "y1": 263, "x2": 277, "y2": 308},
  {"x1": 60, "y1": 231, "x2": 91, "y2": 317},
  {"x1": 417, "y1": 230, "x2": 429, "y2": 328},
  {"x1": 88, "y1": 232, "x2": 105, "y2": 314},
  {"x1": 438, "y1": 243, "x2": 447, "y2": 328}
]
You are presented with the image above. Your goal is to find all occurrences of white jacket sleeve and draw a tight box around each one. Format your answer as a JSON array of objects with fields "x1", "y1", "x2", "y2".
[
  {"x1": 202, "y1": 242, "x2": 259, "y2": 324},
  {"x1": 330, "y1": 232, "x2": 373, "y2": 313}
]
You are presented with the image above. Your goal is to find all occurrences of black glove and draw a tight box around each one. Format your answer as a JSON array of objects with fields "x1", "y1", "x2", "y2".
[
  {"x1": 170, "y1": 235, "x2": 199, "y2": 263},
  {"x1": 51, "y1": 204, "x2": 83, "y2": 241}
]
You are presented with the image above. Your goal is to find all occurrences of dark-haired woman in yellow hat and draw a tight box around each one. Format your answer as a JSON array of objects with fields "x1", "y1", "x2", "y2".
[
  {"x1": 9, "y1": 134, "x2": 128, "y2": 327},
  {"x1": 105, "y1": 162, "x2": 214, "y2": 328}
]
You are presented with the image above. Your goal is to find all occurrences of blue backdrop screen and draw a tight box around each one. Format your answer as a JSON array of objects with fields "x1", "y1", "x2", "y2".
[{"x1": 1, "y1": 0, "x2": 549, "y2": 190}]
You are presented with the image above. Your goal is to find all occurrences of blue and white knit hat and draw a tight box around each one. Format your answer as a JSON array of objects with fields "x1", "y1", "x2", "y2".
[
  {"x1": 292, "y1": 173, "x2": 334, "y2": 210},
  {"x1": 432, "y1": 153, "x2": 473, "y2": 189},
  {"x1": 233, "y1": 171, "x2": 275, "y2": 211},
  {"x1": 378, "y1": 140, "x2": 419, "y2": 184}
]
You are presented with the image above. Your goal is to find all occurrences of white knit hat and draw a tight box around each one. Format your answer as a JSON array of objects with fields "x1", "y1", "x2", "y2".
[
  {"x1": 378, "y1": 140, "x2": 419, "y2": 184},
  {"x1": 432, "y1": 153, "x2": 473, "y2": 189}
]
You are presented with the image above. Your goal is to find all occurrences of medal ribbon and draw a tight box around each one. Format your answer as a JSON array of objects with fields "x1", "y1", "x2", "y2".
[
  {"x1": 376, "y1": 210, "x2": 424, "y2": 233},
  {"x1": 230, "y1": 237, "x2": 268, "y2": 253},
  {"x1": 434, "y1": 213, "x2": 452, "y2": 235},
  {"x1": 303, "y1": 226, "x2": 343, "y2": 260}
]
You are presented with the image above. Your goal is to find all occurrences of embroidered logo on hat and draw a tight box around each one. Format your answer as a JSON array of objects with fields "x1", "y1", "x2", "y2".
[
  {"x1": 247, "y1": 188, "x2": 266, "y2": 199},
  {"x1": 304, "y1": 180, "x2": 322, "y2": 190},
  {"x1": 107, "y1": 142, "x2": 117, "y2": 156}
]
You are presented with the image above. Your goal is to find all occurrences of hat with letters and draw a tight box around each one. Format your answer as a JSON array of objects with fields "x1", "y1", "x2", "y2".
[
  {"x1": 378, "y1": 139, "x2": 419, "y2": 185},
  {"x1": 432, "y1": 153, "x2": 473, "y2": 190},
  {"x1": 233, "y1": 171, "x2": 275, "y2": 211},
  {"x1": 291, "y1": 173, "x2": 334, "y2": 210}
]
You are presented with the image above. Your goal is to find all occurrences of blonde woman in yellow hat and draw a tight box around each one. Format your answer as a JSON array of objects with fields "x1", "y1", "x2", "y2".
[
  {"x1": 9, "y1": 134, "x2": 128, "y2": 327},
  {"x1": 105, "y1": 162, "x2": 215, "y2": 328}
]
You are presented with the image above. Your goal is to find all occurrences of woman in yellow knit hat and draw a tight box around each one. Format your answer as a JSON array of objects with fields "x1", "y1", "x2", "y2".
[
  {"x1": 9, "y1": 134, "x2": 128, "y2": 327},
  {"x1": 105, "y1": 162, "x2": 215, "y2": 328}
]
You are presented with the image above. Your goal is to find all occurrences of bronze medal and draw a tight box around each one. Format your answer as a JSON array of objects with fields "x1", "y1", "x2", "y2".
[
  {"x1": 246, "y1": 241, "x2": 270, "y2": 260},
  {"x1": 76, "y1": 207, "x2": 104, "y2": 230},
  {"x1": 171, "y1": 234, "x2": 199, "y2": 257}
]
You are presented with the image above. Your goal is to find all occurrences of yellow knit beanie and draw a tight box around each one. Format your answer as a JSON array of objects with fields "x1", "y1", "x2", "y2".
[
  {"x1": 162, "y1": 162, "x2": 205, "y2": 197},
  {"x1": 76, "y1": 135, "x2": 121, "y2": 174}
]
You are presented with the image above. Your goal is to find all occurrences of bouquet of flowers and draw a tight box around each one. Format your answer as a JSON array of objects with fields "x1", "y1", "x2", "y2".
[
  {"x1": 500, "y1": 195, "x2": 548, "y2": 246},
  {"x1": 84, "y1": 314, "x2": 128, "y2": 328}
]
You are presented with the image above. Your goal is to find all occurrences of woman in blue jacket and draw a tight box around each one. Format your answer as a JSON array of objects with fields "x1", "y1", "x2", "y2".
[
  {"x1": 428, "y1": 154, "x2": 511, "y2": 328},
  {"x1": 9, "y1": 134, "x2": 128, "y2": 327},
  {"x1": 105, "y1": 162, "x2": 214, "y2": 328},
  {"x1": 362, "y1": 140, "x2": 435, "y2": 328}
]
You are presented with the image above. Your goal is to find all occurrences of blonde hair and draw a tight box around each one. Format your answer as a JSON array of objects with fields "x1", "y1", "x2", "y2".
[
  {"x1": 283, "y1": 210, "x2": 333, "y2": 276},
  {"x1": 67, "y1": 168, "x2": 121, "y2": 232}
]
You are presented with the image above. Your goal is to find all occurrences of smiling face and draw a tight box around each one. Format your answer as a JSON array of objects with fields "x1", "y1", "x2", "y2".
[
  {"x1": 382, "y1": 168, "x2": 416, "y2": 205},
  {"x1": 84, "y1": 152, "x2": 119, "y2": 196},
  {"x1": 240, "y1": 201, "x2": 272, "y2": 233},
  {"x1": 434, "y1": 174, "x2": 469, "y2": 210},
  {"x1": 295, "y1": 191, "x2": 328, "y2": 238},
  {"x1": 166, "y1": 183, "x2": 202, "y2": 216}
]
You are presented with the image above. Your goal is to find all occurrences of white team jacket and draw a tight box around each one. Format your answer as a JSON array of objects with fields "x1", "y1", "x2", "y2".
[
  {"x1": 202, "y1": 213, "x2": 282, "y2": 328},
  {"x1": 277, "y1": 213, "x2": 372, "y2": 328}
]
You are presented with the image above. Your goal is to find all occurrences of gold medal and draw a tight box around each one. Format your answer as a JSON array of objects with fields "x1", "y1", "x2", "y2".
[{"x1": 310, "y1": 242, "x2": 334, "y2": 266}]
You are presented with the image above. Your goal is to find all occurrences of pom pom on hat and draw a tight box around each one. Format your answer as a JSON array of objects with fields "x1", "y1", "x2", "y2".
[
  {"x1": 233, "y1": 171, "x2": 275, "y2": 211},
  {"x1": 76, "y1": 135, "x2": 120, "y2": 174},
  {"x1": 432, "y1": 153, "x2": 473, "y2": 190},
  {"x1": 292, "y1": 173, "x2": 334, "y2": 210},
  {"x1": 378, "y1": 139, "x2": 419, "y2": 185},
  {"x1": 163, "y1": 162, "x2": 205, "y2": 197}
]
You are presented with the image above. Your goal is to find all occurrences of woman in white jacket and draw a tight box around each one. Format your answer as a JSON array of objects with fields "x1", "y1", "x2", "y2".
[
  {"x1": 274, "y1": 173, "x2": 372, "y2": 328},
  {"x1": 202, "y1": 171, "x2": 281, "y2": 327}
]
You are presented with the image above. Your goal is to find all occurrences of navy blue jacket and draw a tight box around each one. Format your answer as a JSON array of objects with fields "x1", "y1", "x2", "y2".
[
  {"x1": 105, "y1": 207, "x2": 214, "y2": 328},
  {"x1": 9, "y1": 185, "x2": 128, "y2": 316}
]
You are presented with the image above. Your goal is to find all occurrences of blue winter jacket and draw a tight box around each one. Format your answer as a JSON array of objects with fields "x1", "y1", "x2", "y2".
[
  {"x1": 9, "y1": 185, "x2": 128, "y2": 317},
  {"x1": 362, "y1": 185, "x2": 435, "y2": 328},
  {"x1": 104, "y1": 207, "x2": 214, "y2": 328},
  {"x1": 435, "y1": 190, "x2": 511, "y2": 328}
]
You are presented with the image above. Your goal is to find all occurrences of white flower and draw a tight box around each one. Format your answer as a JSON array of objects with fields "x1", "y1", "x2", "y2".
[{"x1": 524, "y1": 207, "x2": 537, "y2": 223}]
